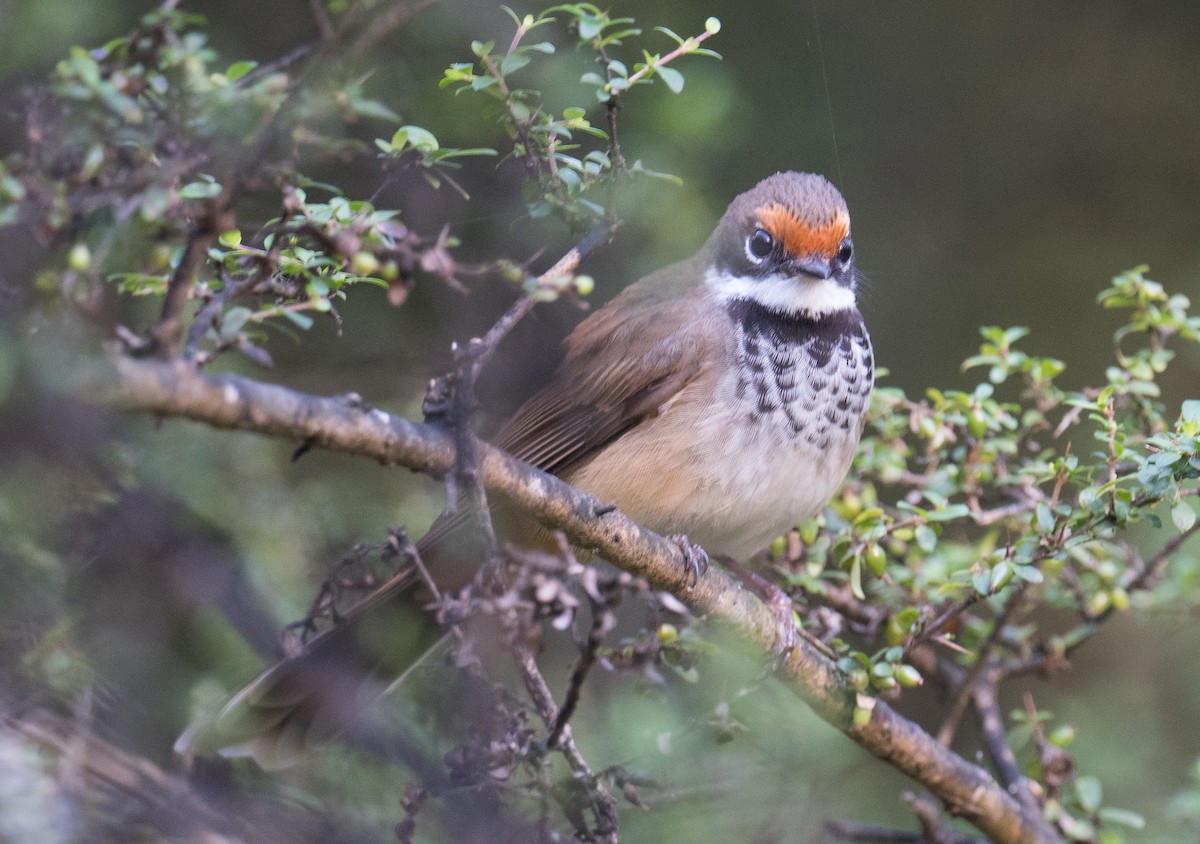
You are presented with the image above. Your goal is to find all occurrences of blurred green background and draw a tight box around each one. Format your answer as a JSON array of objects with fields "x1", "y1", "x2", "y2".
[{"x1": 1, "y1": 1, "x2": 1199, "y2": 841}]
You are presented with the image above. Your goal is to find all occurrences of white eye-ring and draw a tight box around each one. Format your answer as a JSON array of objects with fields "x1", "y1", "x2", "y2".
[{"x1": 746, "y1": 228, "x2": 773, "y2": 263}]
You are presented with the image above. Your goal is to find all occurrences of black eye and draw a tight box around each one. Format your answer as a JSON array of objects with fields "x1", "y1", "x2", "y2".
[
  {"x1": 747, "y1": 229, "x2": 773, "y2": 261},
  {"x1": 836, "y1": 238, "x2": 854, "y2": 265}
]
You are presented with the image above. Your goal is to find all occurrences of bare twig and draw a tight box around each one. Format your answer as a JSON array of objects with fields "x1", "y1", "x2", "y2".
[
  {"x1": 1122, "y1": 518, "x2": 1200, "y2": 593},
  {"x1": 906, "y1": 791, "x2": 989, "y2": 844},
  {"x1": 936, "y1": 585, "x2": 1027, "y2": 746},
  {"x1": 512, "y1": 644, "x2": 619, "y2": 842},
  {"x1": 306, "y1": 0, "x2": 335, "y2": 41},
  {"x1": 903, "y1": 593, "x2": 985, "y2": 661},
  {"x1": 971, "y1": 672, "x2": 1049, "y2": 824},
  {"x1": 547, "y1": 540, "x2": 614, "y2": 748},
  {"x1": 824, "y1": 818, "x2": 922, "y2": 842},
  {"x1": 347, "y1": 0, "x2": 439, "y2": 57},
  {"x1": 150, "y1": 222, "x2": 223, "y2": 356},
  {"x1": 1021, "y1": 692, "x2": 1075, "y2": 800}
]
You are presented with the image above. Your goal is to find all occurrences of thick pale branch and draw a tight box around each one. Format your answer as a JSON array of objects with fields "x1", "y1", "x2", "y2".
[{"x1": 92, "y1": 356, "x2": 1060, "y2": 844}]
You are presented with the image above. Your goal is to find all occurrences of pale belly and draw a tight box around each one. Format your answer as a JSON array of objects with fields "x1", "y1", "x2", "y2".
[{"x1": 565, "y1": 365, "x2": 869, "y2": 559}]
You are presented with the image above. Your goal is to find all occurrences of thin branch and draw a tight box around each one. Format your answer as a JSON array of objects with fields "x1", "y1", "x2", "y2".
[
  {"x1": 936, "y1": 585, "x2": 1027, "y2": 746},
  {"x1": 347, "y1": 0, "x2": 439, "y2": 58},
  {"x1": 150, "y1": 223, "x2": 220, "y2": 356},
  {"x1": 824, "y1": 818, "x2": 922, "y2": 842},
  {"x1": 1123, "y1": 518, "x2": 1200, "y2": 593},
  {"x1": 972, "y1": 671, "x2": 1045, "y2": 820},
  {"x1": 547, "y1": 538, "x2": 612, "y2": 748},
  {"x1": 307, "y1": 0, "x2": 335, "y2": 41},
  {"x1": 512, "y1": 644, "x2": 618, "y2": 842},
  {"x1": 92, "y1": 356, "x2": 1063, "y2": 844},
  {"x1": 903, "y1": 593, "x2": 985, "y2": 661}
]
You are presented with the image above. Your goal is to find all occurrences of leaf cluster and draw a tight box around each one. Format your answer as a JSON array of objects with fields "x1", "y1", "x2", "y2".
[{"x1": 773, "y1": 266, "x2": 1200, "y2": 841}]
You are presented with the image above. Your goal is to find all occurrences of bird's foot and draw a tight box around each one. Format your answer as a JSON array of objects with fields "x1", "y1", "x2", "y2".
[
  {"x1": 668, "y1": 535, "x2": 709, "y2": 589},
  {"x1": 765, "y1": 585, "x2": 798, "y2": 669}
]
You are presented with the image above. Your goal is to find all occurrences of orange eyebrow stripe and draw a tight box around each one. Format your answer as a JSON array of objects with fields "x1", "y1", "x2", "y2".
[{"x1": 757, "y1": 204, "x2": 849, "y2": 259}]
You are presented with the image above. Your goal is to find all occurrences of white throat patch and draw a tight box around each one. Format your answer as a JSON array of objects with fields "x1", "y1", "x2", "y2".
[{"x1": 705, "y1": 267, "x2": 857, "y2": 318}]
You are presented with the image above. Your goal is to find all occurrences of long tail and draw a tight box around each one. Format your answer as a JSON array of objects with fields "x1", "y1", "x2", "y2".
[{"x1": 176, "y1": 509, "x2": 492, "y2": 770}]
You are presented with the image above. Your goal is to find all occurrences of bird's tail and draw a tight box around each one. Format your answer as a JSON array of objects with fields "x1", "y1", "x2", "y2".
[{"x1": 176, "y1": 510, "x2": 491, "y2": 770}]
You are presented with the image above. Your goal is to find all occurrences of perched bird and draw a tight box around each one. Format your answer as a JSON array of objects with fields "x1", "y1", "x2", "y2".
[{"x1": 178, "y1": 171, "x2": 874, "y2": 769}]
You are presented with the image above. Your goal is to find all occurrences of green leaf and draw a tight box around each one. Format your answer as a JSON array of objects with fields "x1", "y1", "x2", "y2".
[
  {"x1": 225, "y1": 60, "x2": 256, "y2": 82},
  {"x1": 915, "y1": 525, "x2": 938, "y2": 553},
  {"x1": 220, "y1": 306, "x2": 251, "y2": 338},
  {"x1": 577, "y1": 14, "x2": 604, "y2": 40},
  {"x1": 284, "y1": 311, "x2": 314, "y2": 330},
  {"x1": 1060, "y1": 815, "x2": 1096, "y2": 842},
  {"x1": 656, "y1": 65, "x2": 684, "y2": 93},
  {"x1": 391, "y1": 125, "x2": 439, "y2": 153},
  {"x1": 989, "y1": 561, "x2": 1013, "y2": 593},
  {"x1": 1076, "y1": 775, "x2": 1103, "y2": 812},
  {"x1": 1172, "y1": 501, "x2": 1196, "y2": 532},
  {"x1": 927, "y1": 504, "x2": 969, "y2": 522},
  {"x1": 849, "y1": 555, "x2": 865, "y2": 600},
  {"x1": 500, "y1": 53, "x2": 531, "y2": 75},
  {"x1": 972, "y1": 570, "x2": 992, "y2": 596},
  {"x1": 1097, "y1": 807, "x2": 1145, "y2": 830},
  {"x1": 1036, "y1": 503, "x2": 1056, "y2": 533},
  {"x1": 350, "y1": 98, "x2": 401, "y2": 122},
  {"x1": 1013, "y1": 565, "x2": 1044, "y2": 584},
  {"x1": 179, "y1": 179, "x2": 222, "y2": 199},
  {"x1": 1182, "y1": 400, "x2": 1200, "y2": 424}
]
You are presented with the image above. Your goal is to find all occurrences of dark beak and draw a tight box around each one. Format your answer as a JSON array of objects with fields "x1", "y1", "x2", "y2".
[{"x1": 791, "y1": 255, "x2": 833, "y2": 280}]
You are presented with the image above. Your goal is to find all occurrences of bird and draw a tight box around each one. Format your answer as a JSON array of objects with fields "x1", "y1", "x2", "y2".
[{"x1": 177, "y1": 171, "x2": 875, "y2": 769}]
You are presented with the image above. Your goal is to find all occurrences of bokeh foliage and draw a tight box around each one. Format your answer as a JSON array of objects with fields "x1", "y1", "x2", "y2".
[{"x1": 1, "y1": 1, "x2": 1199, "y2": 842}]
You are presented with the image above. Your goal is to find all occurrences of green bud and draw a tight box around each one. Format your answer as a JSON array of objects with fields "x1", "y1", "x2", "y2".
[
  {"x1": 853, "y1": 693, "x2": 876, "y2": 727},
  {"x1": 68, "y1": 243, "x2": 91, "y2": 272},
  {"x1": 351, "y1": 251, "x2": 380, "y2": 276},
  {"x1": 769, "y1": 534, "x2": 786, "y2": 559},
  {"x1": 864, "y1": 544, "x2": 887, "y2": 577},
  {"x1": 657, "y1": 623, "x2": 678, "y2": 645},
  {"x1": 872, "y1": 675, "x2": 898, "y2": 691},
  {"x1": 895, "y1": 664, "x2": 923, "y2": 687},
  {"x1": 883, "y1": 616, "x2": 907, "y2": 648},
  {"x1": 989, "y1": 561, "x2": 1014, "y2": 593},
  {"x1": 870, "y1": 662, "x2": 897, "y2": 690},
  {"x1": 967, "y1": 408, "x2": 987, "y2": 438},
  {"x1": 705, "y1": 17, "x2": 721, "y2": 35},
  {"x1": 799, "y1": 520, "x2": 820, "y2": 545},
  {"x1": 574, "y1": 274, "x2": 595, "y2": 296},
  {"x1": 853, "y1": 704, "x2": 872, "y2": 727},
  {"x1": 1048, "y1": 724, "x2": 1076, "y2": 748}
]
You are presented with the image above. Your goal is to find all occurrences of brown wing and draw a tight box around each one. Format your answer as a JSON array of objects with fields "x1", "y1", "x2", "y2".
[{"x1": 496, "y1": 253, "x2": 724, "y2": 478}]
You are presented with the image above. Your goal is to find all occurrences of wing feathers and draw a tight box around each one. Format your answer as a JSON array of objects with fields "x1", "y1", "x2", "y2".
[{"x1": 497, "y1": 255, "x2": 723, "y2": 479}]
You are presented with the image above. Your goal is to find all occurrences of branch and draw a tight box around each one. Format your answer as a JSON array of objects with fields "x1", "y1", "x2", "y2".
[{"x1": 90, "y1": 356, "x2": 1061, "y2": 844}]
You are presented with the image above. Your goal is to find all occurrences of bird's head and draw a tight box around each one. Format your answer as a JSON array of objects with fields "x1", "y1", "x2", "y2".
[{"x1": 706, "y1": 171, "x2": 857, "y2": 318}]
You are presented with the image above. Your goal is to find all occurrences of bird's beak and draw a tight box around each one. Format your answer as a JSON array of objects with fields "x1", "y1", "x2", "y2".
[{"x1": 790, "y1": 255, "x2": 833, "y2": 280}]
